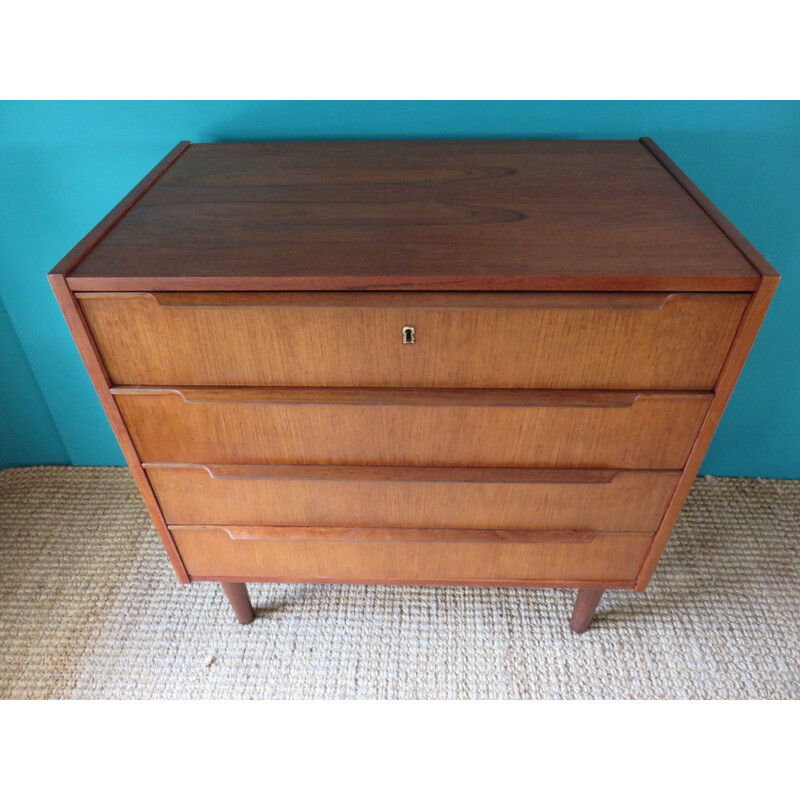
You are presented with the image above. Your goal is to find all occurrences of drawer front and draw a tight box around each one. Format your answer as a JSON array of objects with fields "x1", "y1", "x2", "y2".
[
  {"x1": 118, "y1": 387, "x2": 711, "y2": 469},
  {"x1": 146, "y1": 464, "x2": 680, "y2": 531},
  {"x1": 80, "y1": 291, "x2": 747, "y2": 389},
  {"x1": 170, "y1": 525, "x2": 654, "y2": 584}
]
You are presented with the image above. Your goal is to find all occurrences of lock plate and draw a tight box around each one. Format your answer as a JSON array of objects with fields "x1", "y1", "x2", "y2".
[{"x1": 402, "y1": 325, "x2": 416, "y2": 344}]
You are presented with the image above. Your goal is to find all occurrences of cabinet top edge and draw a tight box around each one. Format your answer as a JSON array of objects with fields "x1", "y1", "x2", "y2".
[{"x1": 57, "y1": 138, "x2": 774, "y2": 290}]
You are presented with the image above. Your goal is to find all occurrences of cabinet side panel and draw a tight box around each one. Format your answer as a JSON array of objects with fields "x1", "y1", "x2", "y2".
[
  {"x1": 48, "y1": 274, "x2": 190, "y2": 583},
  {"x1": 635, "y1": 275, "x2": 779, "y2": 589}
]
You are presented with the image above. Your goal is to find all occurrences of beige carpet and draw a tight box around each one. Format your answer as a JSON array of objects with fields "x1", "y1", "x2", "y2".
[{"x1": 0, "y1": 466, "x2": 797, "y2": 699}]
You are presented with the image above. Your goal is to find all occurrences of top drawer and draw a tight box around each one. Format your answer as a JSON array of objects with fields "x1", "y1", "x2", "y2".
[{"x1": 78, "y1": 291, "x2": 747, "y2": 389}]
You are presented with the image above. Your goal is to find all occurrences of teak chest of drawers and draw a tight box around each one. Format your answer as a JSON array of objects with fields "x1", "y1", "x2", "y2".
[{"x1": 50, "y1": 139, "x2": 778, "y2": 633}]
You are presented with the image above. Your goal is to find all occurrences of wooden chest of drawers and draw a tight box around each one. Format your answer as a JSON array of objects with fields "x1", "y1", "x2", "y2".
[{"x1": 49, "y1": 139, "x2": 778, "y2": 632}]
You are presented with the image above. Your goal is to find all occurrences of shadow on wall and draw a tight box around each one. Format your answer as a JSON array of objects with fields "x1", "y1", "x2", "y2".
[{"x1": 0, "y1": 294, "x2": 68, "y2": 468}]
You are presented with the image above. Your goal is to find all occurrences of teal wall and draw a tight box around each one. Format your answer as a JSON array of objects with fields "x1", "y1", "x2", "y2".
[
  {"x1": 0, "y1": 294, "x2": 68, "y2": 467},
  {"x1": 1, "y1": 101, "x2": 797, "y2": 477}
]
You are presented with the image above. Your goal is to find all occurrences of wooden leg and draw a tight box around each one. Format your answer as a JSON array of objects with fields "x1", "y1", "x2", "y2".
[
  {"x1": 569, "y1": 588, "x2": 605, "y2": 634},
  {"x1": 221, "y1": 582, "x2": 255, "y2": 624}
]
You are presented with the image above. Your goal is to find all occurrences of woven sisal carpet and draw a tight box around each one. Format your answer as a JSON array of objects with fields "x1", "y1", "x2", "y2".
[{"x1": 0, "y1": 466, "x2": 797, "y2": 699}]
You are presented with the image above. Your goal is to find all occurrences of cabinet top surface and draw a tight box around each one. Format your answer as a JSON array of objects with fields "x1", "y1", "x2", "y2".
[{"x1": 64, "y1": 139, "x2": 761, "y2": 291}]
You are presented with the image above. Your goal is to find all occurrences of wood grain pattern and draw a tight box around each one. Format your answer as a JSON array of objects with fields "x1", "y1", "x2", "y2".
[
  {"x1": 640, "y1": 138, "x2": 780, "y2": 279},
  {"x1": 145, "y1": 464, "x2": 680, "y2": 531},
  {"x1": 78, "y1": 291, "x2": 747, "y2": 389},
  {"x1": 630, "y1": 140, "x2": 781, "y2": 590},
  {"x1": 180, "y1": 464, "x2": 627, "y2": 482},
  {"x1": 64, "y1": 140, "x2": 760, "y2": 292},
  {"x1": 47, "y1": 138, "x2": 780, "y2": 622},
  {"x1": 634, "y1": 274, "x2": 779, "y2": 588},
  {"x1": 47, "y1": 274, "x2": 190, "y2": 583},
  {"x1": 111, "y1": 385, "x2": 701, "y2": 406},
  {"x1": 171, "y1": 526, "x2": 654, "y2": 584},
  {"x1": 113, "y1": 387, "x2": 712, "y2": 469},
  {"x1": 111, "y1": 291, "x2": 695, "y2": 309},
  {"x1": 50, "y1": 142, "x2": 191, "y2": 278},
  {"x1": 46, "y1": 145, "x2": 192, "y2": 584},
  {"x1": 169, "y1": 525, "x2": 604, "y2": 543},
  {"x1": 191, "y1": 575, "x2": 633, "y2": 589}
]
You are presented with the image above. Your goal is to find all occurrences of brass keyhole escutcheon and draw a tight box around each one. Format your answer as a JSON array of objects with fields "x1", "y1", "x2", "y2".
[{"x1": 402, "y1": 325, "x2": 416, "y2": 344}]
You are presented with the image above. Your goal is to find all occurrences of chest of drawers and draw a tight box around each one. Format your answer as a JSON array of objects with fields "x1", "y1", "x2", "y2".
[{"x1": 49, "y1": 139, "x2": 778, "y2": 633}]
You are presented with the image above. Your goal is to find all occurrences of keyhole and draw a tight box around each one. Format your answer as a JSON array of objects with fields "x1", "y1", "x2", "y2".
[{"x1": 402, "y1": 325, "x2": 416, "y2": 344}]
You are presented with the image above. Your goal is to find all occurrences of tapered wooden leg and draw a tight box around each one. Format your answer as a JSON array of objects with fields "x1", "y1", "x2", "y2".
[
  {"x1": 221, "y1": 582, "x2": 255, "y2": 624},
  {"x1": 569, "y1": 588, "x2": 605, "y2": 634}
]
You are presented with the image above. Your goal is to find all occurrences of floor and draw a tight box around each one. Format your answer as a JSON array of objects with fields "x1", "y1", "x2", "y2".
[{"x1": 0, "y1": 466, "x2": 797, "y2": 699}]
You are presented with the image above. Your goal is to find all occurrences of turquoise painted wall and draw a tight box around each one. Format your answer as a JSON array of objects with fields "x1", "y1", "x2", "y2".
[
  {"x1": 0, "y1": 294, "x2": 68, "y2": 467},
  {"x1": 1, "y1": 101, "x2": 797, "y2": 477}
]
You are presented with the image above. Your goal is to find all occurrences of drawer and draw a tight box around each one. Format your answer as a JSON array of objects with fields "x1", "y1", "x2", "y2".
[
  {"x1": 80, "y1": 291, "x2": 747, "y2": 389},
  {"x1": 146, "y1": 464, "x2": 680, "y2": 531},
  {"x1": 169, "y1": 525, "x2": 654, "y2": 584},
  {"x1": 117, "y1": 387, "x2": 712, "y2": 469}
]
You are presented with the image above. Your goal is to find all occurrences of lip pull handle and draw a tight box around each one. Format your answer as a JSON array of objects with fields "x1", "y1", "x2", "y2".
[
  {"x1": 76, "y1": 290, "x2": 706, "y2": 312},
  {"x1": 111, "y1": 386, "x2": 712, "y2": 410},
  {"x1": 155, "y1": 464, "x2": 627, "y2": 486},
  {"x1": 170, "y1": 525, "x2": 601, "y2": 545}
]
